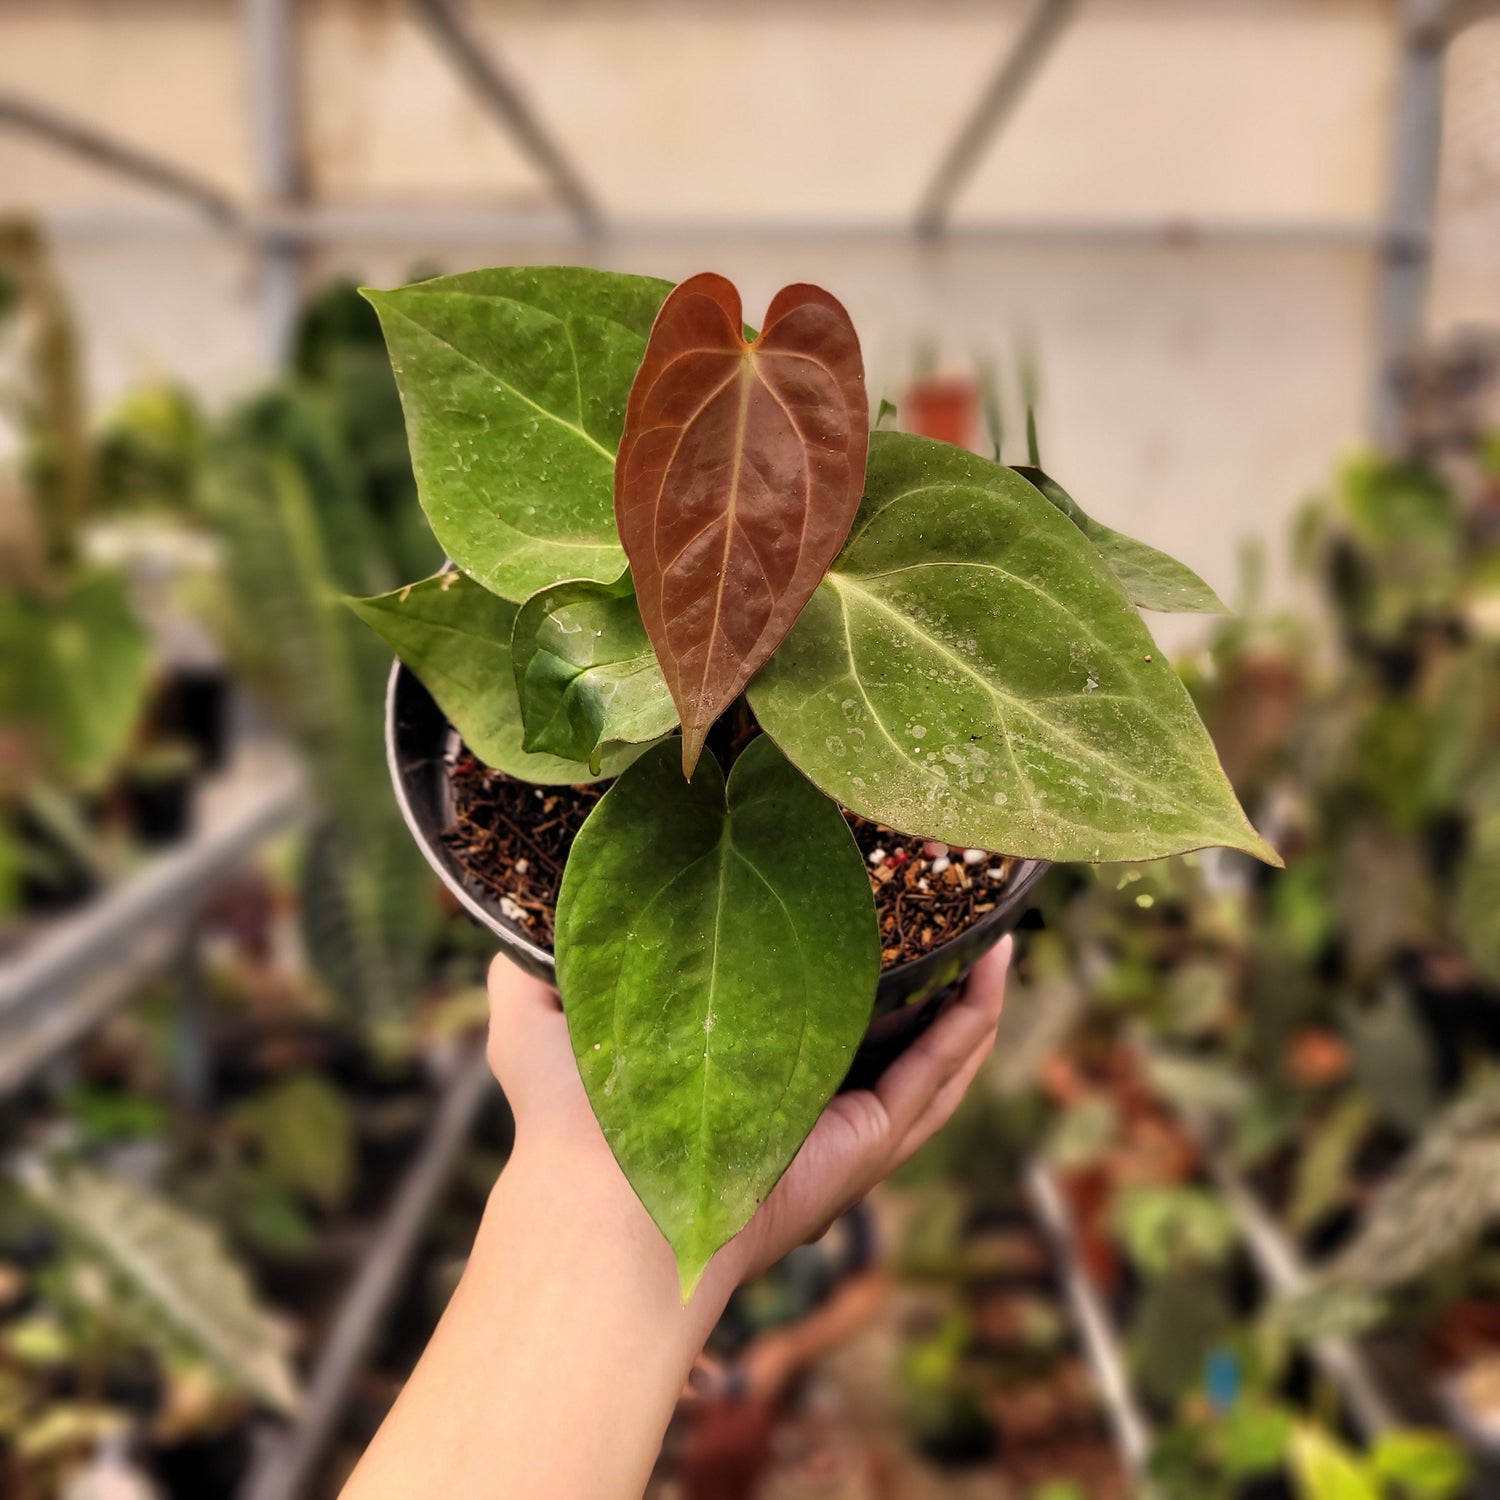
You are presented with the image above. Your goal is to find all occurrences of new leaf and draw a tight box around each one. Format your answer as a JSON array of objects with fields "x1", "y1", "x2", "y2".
[
  {"x1": 555, "y1": 736, "x2": 880, "y2": 1296},
  {"x1": 347, "y1": 572, "x2": 639, "y2": 782},
  {"x1": 511, "y1": 575, "x2": 677, "y2": 772},
  {"x1": 615, "y1": 274, "x2": 869, "y2": 777}
]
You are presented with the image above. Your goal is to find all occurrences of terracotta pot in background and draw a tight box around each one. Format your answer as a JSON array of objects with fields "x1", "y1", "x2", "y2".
[{"x1": 903, "y1": 376, "x2": 980, "y2": 450}]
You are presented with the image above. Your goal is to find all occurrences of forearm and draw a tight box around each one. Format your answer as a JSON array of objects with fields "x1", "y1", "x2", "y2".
[{"x1": 343, "y1": 1147, "x2": 741, "y2": 1500}]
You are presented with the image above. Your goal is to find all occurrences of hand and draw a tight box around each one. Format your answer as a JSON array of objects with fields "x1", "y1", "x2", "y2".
[
  {"x1": 345, "y1": 943, "x2": 1011, "y2": 1500},
  {"x1": 486, "y1": 934, "x2": 1012, "y2": 1292}
]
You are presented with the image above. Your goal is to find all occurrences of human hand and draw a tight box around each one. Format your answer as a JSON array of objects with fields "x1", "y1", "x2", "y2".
[
  {"x1": 485, "y1": 934, "x2": 1011, "y2": 1295},
  {"x1": 726, "y1": 936, "x2": 1012, "y2": 1279},
  {"x1": 343, "y1": 949, "x2": 1011, "y2": 1500}
]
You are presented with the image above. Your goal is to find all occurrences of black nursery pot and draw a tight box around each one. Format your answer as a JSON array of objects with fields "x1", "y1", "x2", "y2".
[
  {"x1": 151, "y1": 666, "x2": 230, "y2": 772},
  {"x1": 125, "y1": 767, "x2": 195, "y2": 848},
  {"x1": 386, "y1": 663, "x2": 1049, "y2": 1085}
]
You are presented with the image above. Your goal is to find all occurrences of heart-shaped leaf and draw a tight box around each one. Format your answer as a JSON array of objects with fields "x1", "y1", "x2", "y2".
[
  {"x1": 364, "y1": 268, "x2": 673, "y2": 602},
  {"x1": 347, "y1": 572, "x2": 638, "y2": 782},
  {"x1": 615, "y1": 274, "x2": 869, "y2": 778},
  {"x1": 512, "y1": 575, "x2": 677, "y2": 772},
  {"x1": 1013, "y1": 464, "x2": 1229, "y2": 614},
  {"x1": 555, "y1": 735, "x2": 879, "y2": 1296},
  {"x1": 749, "y1": 433, "x2": 1279, "y2": 866}
]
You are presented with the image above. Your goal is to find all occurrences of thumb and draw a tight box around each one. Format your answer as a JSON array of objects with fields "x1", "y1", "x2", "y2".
[{"x1": 486, "y1": 953, "x2": 564, "y2": 1101}]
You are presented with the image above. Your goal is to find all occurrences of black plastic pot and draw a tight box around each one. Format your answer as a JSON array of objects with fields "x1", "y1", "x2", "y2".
[
  {"x1": 386, "y1": 663, "x2": 1049, "y2": 1084},
  {"x1": 151, "y1": 666, "x2": 229, "y2": 772},
  {"x1": 125, "y1": 767, "x2": 195, "y2": 847}
]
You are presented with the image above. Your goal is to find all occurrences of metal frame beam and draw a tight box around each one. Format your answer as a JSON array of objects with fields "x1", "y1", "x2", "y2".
[
  {"x1": 0, "y1": 90, "x2": 245, "y2": 227},
  {"x1": 1371, "y1": 0, "x2": 1452, "y2": 447},
  {"x1": 242, "y1": 1048, "x2": 497, "y2": 1500},
  {"x1": 915, "y1": 0, "x2": 1079, "y2": 237},
  {"x1": 1028, "y1": 1164, "x2": 1155, "y2": 1480},
  {"x1": 244, "y1": 0, "x2": 303, "y2": 367},
  {"x1": 413, "y1": 0, "x2": 604, "y2": 237},
  {"x1": 1424, "y1": 0, "x2": 1500, "y2": 41},
  {"x1": 35, "y1": 205, "x2": 1402, "y2": 252}
]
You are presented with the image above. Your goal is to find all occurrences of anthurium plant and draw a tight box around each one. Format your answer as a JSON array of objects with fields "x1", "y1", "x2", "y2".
[{"x1": 349, "y1": 266, "x2": 1278, "y2": 1293}]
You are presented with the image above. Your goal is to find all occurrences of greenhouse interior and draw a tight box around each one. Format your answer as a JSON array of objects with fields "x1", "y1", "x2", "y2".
[{"x1": 3, "y1": 1, "x2": 1500, "y2": 1497}]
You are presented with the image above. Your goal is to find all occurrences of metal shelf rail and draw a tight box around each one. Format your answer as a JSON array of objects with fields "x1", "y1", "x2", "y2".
[
  {"x1": 0, "y1": 743, "x2": 508, "y2": 1500},
  {"x1": 1025, "y1": 1161, "x2": 1157, "y2": 1485},
  {"x1": 242, "y1": 1047, "x2": 497, "y2": 1500},
  {"x1": 0, "y1": 747, "x2": 304, "y2": 1099}
]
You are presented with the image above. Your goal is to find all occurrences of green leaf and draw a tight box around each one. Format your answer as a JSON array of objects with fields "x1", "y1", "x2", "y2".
[
  {"x1": 362, "y1": 267, "x2": 673, "y2": 601},
  {"x1": 15, "y1": 1159, "x2": 300, "y2": 1415},
  {"x1": 512, "y1": 575, "x2": 677, "y2": 772},
  {"x1": 1288, "y1": 1095, "x2": 1373, "y2": 1235},
  {"x1": 346, "y1": 571, "x2": 635, "y2": 782},
  {"x1": 1458, "y1": 801, "x2": 1500, "y2": 984},
  {"x1": 750, "y1": 434, "x2": 1276, "y2": 865},
  {"x1": 1130, "y1": 1272, "x2": 1231, "y2": 1407},
  {"x1": 1013, "y1": 465, "x2": 1229, "y2": 614},
  {"x1": 1316, "y1": 1078, "x2": 1500, "y2": 1295},
  {"x1": 0, "y1": 571, "x2": 152, "y2": 783},
  {"x1": 1370, "y1": 1431, "x2": 1469, "y2": 1500},
  {"x1": 1344, "y1": 985, "x2": 1437, "y2": 1136},
  {"x1": 1110, "y1": 1185, "x2": 1237, "y2": 1277},
  {"x1": 233, "y1": 1074, "x2": 355, "y2": 1212},
  {"x1": 1289, "y1": 1425, "x2": 1379, "y2": 1500},
  {"x1": 555, "y1": 736, "x2": 880, "y2": 1296},
  {"x1": 1221, "y1": 1404, "x2": 1295, "y2": 1479}
]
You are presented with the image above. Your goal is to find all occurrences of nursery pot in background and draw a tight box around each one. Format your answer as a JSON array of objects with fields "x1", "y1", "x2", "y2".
[
  {"x1": 903, "y1": 375, "x2": 980, "y2": 450},
  {"x1": 386, "y1": 663, "x2": 1048, "y2": 1086}
]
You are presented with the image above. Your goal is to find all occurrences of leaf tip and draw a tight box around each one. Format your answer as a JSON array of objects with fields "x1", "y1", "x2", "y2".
[
  {"x1": 677, "y1": 1254, "x2": 710, "y2": 1305},
  {"x1": 1244, "y1": 829, "x2": 1285, "y2": 869},
  {"x1": 680, "y1": 729, "x2": 706, "y2": 782}
]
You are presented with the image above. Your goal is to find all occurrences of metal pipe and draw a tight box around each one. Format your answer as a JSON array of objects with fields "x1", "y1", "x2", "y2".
[
  {"x1": 243, "y1": 0, "x2": 303, "y2": 366},
  {"x1": 241, "y1": 1048, "x2": 497, "y2": 1500},
  {"x1": 0, "y1": 91, "x2": 244, "y2": 227},
  {"x1": 915, "y1": 0, "x2": 1079, "y2": 237},
  {"x1": 35, "y1": 205, "x2": 1403, "y2": 251},
  {"x1": 413, "y1": 0, "x2": 605, "y2": 238},
  {"x1": 0, "y1": 761, "x2": 302, "y2": 1023},
  {"x1": 1027, "y1": 1163, "x2": 1156, "y2": 1482},
  {"x1": 1371, "y1": 0, "x2": 1451, "y2": 447},
  {"x1": 1426, "y1": 0, "x2": 1500, "y2": 41}
]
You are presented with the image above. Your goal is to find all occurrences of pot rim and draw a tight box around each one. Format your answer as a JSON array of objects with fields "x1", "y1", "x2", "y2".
[{"x1": 385, "y1": 658, "x2": 1049, "y2": 980}]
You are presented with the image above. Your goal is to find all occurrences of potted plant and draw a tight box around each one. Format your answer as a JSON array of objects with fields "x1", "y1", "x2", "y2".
[
  {"x1": 121, "y1": 737, "x2": 199, "y2": 848},
  {"x1": 346, "y1": 266, "x2": 1277, "y2": 1294}
]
